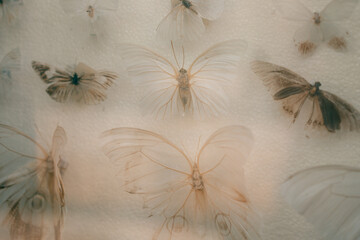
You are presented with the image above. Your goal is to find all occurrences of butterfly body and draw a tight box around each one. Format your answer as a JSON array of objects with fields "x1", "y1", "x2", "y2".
[
  {"x1": 313, "y1": 12, "x2": 321, "y2": 25},
  {"x1": 177, "y1": 68, "x2": 192, "y2": 112},
  {"x1": 181, "y1": 0, "x2": 192, "y2": 9},
  {"x1": 86, "y1": 5, "x2": 95, "y2": 19}
]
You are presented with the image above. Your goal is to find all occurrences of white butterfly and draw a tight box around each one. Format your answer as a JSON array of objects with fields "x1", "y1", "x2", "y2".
[
  {"x1": 274, "y1": 0, "x2": 359, "y2": 55},
  {"x1": 119, "y1": 40, "x2": 246, "y2": 119},
  {"x1": 102, "y1": 126, "x2": 262, "y2": 240},
  {"x1": 0, "y1": 124, "x2": 68, "y2": 240},
  {"x1": 32, "y1": 61, "x2": 118, "y2": 105},
  {"x1": 0, "y1": 0, "x2": 23, "y2": 24},
  {"x1": 60, "y1": 0, "x2": 119, "y2": 35},
  {"x1": 157, "y1": 0, "x2": 224, "y2": 41},
  {"x1": 282, "y1": 165, "x2": 360, "y2": 240},
  {"x1": 0, "y1": 48, "x2": 20, "y2": 96}
]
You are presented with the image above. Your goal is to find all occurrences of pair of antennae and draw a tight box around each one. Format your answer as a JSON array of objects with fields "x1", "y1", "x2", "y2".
[{"x1": 171, "y1": 41, "x2": 185, "y2": 69}]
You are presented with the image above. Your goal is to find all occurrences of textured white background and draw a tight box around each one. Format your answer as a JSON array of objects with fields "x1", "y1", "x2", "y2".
[{"x1": 1, "y1": 0, "x2": 360, "y2": 239}]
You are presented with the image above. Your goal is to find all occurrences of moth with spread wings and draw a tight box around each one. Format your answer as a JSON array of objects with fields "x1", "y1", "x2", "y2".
[
  {"x1": 102, "y1": 126, "x2": 262, "y2": 240},
  {"x1": 157, "y1": 0, "x2": 224, "y2": 41},
  {"x1": 120, "y1": 40, "x2": 246, "y2": 118},
  {"x1": 60, "y1": 0, "x2": 119, "y2": 35},
  {"x1": 274, "y1": 0, "x2": 359, "y2": 55},
  {"x1": 0, "y1": 124, "x2": 68, "y2": 240},
  {"x1": 0, "y1": 48, "x2": 20, "y2": 96},
  {"x1": 251, "y1": 61, "x2": 360, "y2": 133},
  {"x1": 0, "y1": 0, "x2": 23, "y2": 24},
  {"x1": 282, "y1": 165, "x2": 360, "y2": 240},
  {"x1": 32, "y1": 61, "x2": 118, "y2": 105}
]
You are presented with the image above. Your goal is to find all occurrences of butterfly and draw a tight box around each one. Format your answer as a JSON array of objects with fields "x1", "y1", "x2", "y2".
[
  {"x1": 274, "y1": 0, "x2": 359, "y2": 55},
  {"x1": 282, "y1": 165, "x2": 360, "y2": 240},
  {"x1": 102, "y1": 126, "x2": 261, "y2": 240},
  {"x1": 0, "y1": 0, "x2": 23, "y2": 24},
  {"x1": 0, "y1": 48, "x2": 20, "y2": 96},
  {"x1": 60, "y1": 0, "x2": 119, "y2": 35},
  {"x1": 251, "y1": 61, "x2": 360, "y2": 133},
  {"x1": 119, "y1": 40, "x2": 246, "y2": 119},
  {"x1": 0, "y1": 124, "x2": 68, "y2": 240},
  {"x1": 157, "y1": 0, "x2": 224, "y2": 41},
  {"x1": 32, "y1": 61, "x2": 118, "y2": 104}
]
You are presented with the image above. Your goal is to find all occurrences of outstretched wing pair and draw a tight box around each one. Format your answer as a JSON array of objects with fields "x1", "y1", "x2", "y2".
[
  {"x1": 282, "y1": 165, "x2": 360, "y2": 240},
  {"x1": 120, "y1": 40, "x2": 247, "y2": 119},
  {"x1": 157, "y1": 0, "x2": 224, "y2": 41},
  {"x1": 32, "y1": 61, "x2": 118, "y2": 105},
  {"x1": 252, "y1": 61, "x2": 360, "y2": 133},
  {"x1": 275, "y1": 0, "x2": 359, "y2": 55},
  {"x1": 102, "y1": 126, "x2": 261, "y2": 239},
  {"x1": 0, "y1": 124, "x2": 67, "y2": 240}
]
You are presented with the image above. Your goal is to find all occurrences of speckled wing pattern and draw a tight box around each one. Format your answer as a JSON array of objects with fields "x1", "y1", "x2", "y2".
[
  {"x1": 32, "y1": 61, "x2": 117, "y2": 104},
  {"x1": 0, "y1": 124, "x2": 67, "y2": 240},
  {"x1": 102, "y1": 126, "x2": 261, "y2": 239},
  {"x1": 282, "y1": 165, "x2": 360, "y2": 240},
  {"x1": 251, "y1": 61, "x2": 360, "y2": 132}
]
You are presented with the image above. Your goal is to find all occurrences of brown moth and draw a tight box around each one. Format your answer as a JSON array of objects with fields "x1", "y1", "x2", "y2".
[
  {"x1": 102, "y1": 126, "x2": 261, "y2": 239},
  {"x1": 252, "y1": 61, "x2": 360, "y2": 133},
  {"x1": 0, "y1": 124, "x2": 68, "y2": 240},
  {"x1": 32, "y1": 61, "x2": 118, "y2": 105}
]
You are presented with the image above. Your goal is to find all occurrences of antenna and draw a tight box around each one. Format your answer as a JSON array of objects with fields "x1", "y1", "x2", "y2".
[{"x1": 171, "y1": 41, "x2": 180, "y2": 69}]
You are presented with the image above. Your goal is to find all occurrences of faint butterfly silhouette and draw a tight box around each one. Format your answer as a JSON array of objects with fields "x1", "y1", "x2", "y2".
[{"x1": 102, "y1": 126, "x2": 262, "y2": 239}]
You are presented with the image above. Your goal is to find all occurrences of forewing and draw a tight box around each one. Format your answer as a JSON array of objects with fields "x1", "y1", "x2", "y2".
[
  {"x1": 321, "y1": 0, "x2": 359, "y2": 21},
  {"x1": 2, "y1": 0, "x2": 23, "y2": 24},
  {"x1": 102, "y1": 128, "x2": 194, "y2": 219},
  {"x1": 0, "y1": 124, "x2": 66, "y2": 240},
  {"x1": 191, "y1": 0, "x2": 224, "y2": 20},
  {"x1": 282, "y1": 165, "x2": 360, "y2": 240},
  {"x1": 60, "y1": 0, "x2": 87, "y2": 17},
  {"x1": 0, "y1": 48, "x2": 20, "y2": 90},
  {"x1": 157, "y1": 5, "x2": 205, "y2": 41},
  {"x1": 196, "y1": 126, "x2": 261, "y2": 239},
  {"x1": 320, "y1": 90, "x2": 360, "y2": 132},
  {"x1": 187, "y1": 40, "x2": 247, "y2": 117},
  {"x1": 273, "y1": 0, "x2": 313, "y2": 21},
  {"x1": 96, "y1": 0, "x2": 119, "y2": 11},
  {"x1": 119, "y1": 44, "x2": 183, "y2": 118}
]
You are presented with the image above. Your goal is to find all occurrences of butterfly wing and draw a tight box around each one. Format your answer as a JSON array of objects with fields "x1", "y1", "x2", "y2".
[
  {"x1": 317, "y1": 90, "x2": 360, "y2": 132},
  {"x1": 95, "y1": 0, "x2": 119, "y2": 12},
  {"x1": 321, "y1": 0, "x2": 359, "y2": 21},
  {"x1": 0, "y1": 124, "x2": 66, "y2": 240},
  {"x1": 282, "y1": 165, "x2": 360, "y2": 240},
  {"x1": 293, "y1": 22, "x2": 323, "y2": 55},
  {"x1": 60, "y1": 0, "x2": 87, "y2": 17},
  {"x1": 187, "y1": 40, "x2": 247, "y2": 117},
  {"x1": 195, "y1": 126, "x2": 261, "y2": 239},
  {"x1": 102, "y1": 128, "x2": 195, "y2": 239},
  {"x1": 273, "y1": 0, "x2": 313, "y2": 21},
  {"x1": 0, "y1": 48, "x2": 20, "y2": 94},
  {"x1": 157, "y1": 3, "x2": 205, "y2": 41},
  {"x1": 119, "y1": 44, "x2": 184, "y2": 118},
  {"x1": 252, "y1": 61, "x2": 312, "y2": 121},
  {"x1": 1, "y1": 0, "x2": 23, "y2": 24},
  {"x1": 191, "y1": 0, "x2": 224, "y2": 20}
]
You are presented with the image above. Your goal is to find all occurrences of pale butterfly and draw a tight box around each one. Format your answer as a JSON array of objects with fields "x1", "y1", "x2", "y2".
[
  {"x1": 274, "y1": 0, "x2": 359, "y2": 55},
  {"x1": 102, "y1": 126, "x2": 262, "y2": 240},
  {"x1": 282, "y1": 165, "x2": 360, "y2": 240},
  {"x1": 157, "y1": 0, "x2": 224, "y2": 41},
  {"x1": 119, "y1": 40, "x2": 247, "y2": 119},
  {"x1": 0, "y1": 48, "x2": 20, "y2": 96},
  {"x1": 60, "y1": 0, "x2": 119, "y2": 35},
  {"x1": 0, "y1": 0, "x2": 23, "y2": 24},
  {"x1": 32, "y1": 61, "x2": 118, "y2": 105},
  {"x1": 251, "y1": 61, "x2": 360, "y2": 133},
  {"x1": 0, "y1": 124, "x2": 68, "y2": 240}
]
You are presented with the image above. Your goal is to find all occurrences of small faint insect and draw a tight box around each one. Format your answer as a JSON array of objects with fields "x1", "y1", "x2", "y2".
[
  {"x1": 274, "y1": 0, "x2": 359, "y2": 55},
  {"x1": 60, "y1": 0, "x2": 119, "y2": 35},
  {"x1": 119, "y1": 40, "x2": 247, "y2": 118},
  {"x1": 157, "y1": 0, "x2": 224, "y2": 41},
  {"x1": 0, "y1": 0, "x2": 23, "y2": 24},
  {"x1": 32, "y1": 61, "x2": 118, "y2": 104},
  {"x1": 282, "y1": 165, "x2": 360, "y2": 240},
  {"x1": 102, "y1": 126, "x2": 261, "y2": 239},
  {"x1": 0, "y1": 124, "x2": 68, "y2": 240},
  {"x1": 251, "y1": 61, "x2": 360, "y2": 133},
  {"x1": 0, "y1": 48, "x2": 20, "y2": 96}
]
